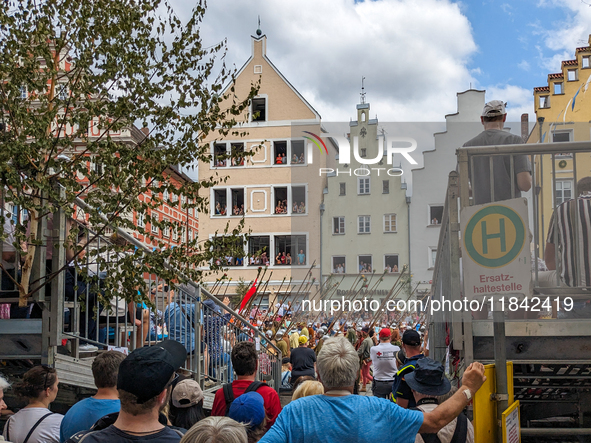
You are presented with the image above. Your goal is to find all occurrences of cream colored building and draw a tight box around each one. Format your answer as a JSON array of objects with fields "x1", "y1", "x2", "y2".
[
  {"x1": 320, "y1": 100, "x2": 410, "y2": 311},
  {"x1": 198, "y1": 31, "x2": 326, "y2": 306},
  {"x1": 529, "y1": 34, "x2": 591, "y2": 249}
]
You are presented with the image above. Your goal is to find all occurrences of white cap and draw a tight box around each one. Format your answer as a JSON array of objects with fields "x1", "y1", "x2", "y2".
[{"x1": 482, "y1": 100, "x2": 506, "y2": 117}]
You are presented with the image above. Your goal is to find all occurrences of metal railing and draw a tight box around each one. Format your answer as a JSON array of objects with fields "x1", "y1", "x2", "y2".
[{"x1": 0, "y1": 191, "x2": 282, "y2": 393}]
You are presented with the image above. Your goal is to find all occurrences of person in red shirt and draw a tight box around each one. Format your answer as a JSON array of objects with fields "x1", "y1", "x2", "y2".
[{"x1": 211, "y1": 341, "x2": 281, "y2": 429}]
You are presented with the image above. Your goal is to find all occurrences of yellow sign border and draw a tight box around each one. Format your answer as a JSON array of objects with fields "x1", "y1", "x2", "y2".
[{"x1": 502, "y1": 400, "x2": 520, "y2": 443}]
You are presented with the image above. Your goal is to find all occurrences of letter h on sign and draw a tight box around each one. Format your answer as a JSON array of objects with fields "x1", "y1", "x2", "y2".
[{"x1": 481, "y1": 219, "x2": 506, "y2": 254}]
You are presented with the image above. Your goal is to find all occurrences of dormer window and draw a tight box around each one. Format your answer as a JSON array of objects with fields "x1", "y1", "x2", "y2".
[{"x1": 252, "y1": 97, "x2": 266, "y2": 122}]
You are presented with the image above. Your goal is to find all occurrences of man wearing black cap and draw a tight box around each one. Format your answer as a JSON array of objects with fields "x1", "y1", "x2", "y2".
[
  {"x1": 391, "y1": 329, "x2": 424, "y2": 408},
  {"x1": 66, "y1": 340, "x2": 187, "y2": 442},
  {"x1": 408, "y1": 359, "x2": 474, "y2": 443}
]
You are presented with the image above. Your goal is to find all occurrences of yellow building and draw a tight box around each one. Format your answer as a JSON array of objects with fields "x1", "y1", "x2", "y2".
[
  {"x1": 529, "y1": 34, "x2": 591, "y2": 250},
  {"x1": 198, "y1": 29, "x2": 327, "y2": 307}
]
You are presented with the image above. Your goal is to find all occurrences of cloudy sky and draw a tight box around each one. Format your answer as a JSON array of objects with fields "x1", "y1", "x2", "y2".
[{"x1": 176, "y1": 0, "x2": 591, "y2": 123}]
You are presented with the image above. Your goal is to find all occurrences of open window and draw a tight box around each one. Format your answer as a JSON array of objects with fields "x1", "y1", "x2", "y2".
[
  {"x1": 273, "y1": 187, "x2": 288, "y2": 214},
  {"x1": 291, "y1": 186, "x2": 306, "y2": 214},
  {"x1": 333, "y1": 216, "x2": 345, "y2": 234},
  {"x1": 274, "y1": 141, "x2": 288, "y2": 165},
  {"x1": 275, "y1": 235, "x2": 306, "y2": 265},
  {"x1": 252, "y1": 97, "x2": 266, "y2": 122},
  {"x1": 248, "y1": 235, "x2": 270, "y2": 266},
  {"x1": 214, "y1": 143, "x2": 227, "y2": 167},
  {"x1": 214, "y1": 189, "x2": 227, "y2": 216},
  {"x1": 231, "y1": 143, "x2": 245, "y2": 167},
  {"x1": 358, "y1": 255, "x2": 372, "y2": 273},
  {"x1": 332, "y1": 256, "x2": 346, "y2": 274},
  {"x1": 231, "y1": 189, "x2": 245, "y2": 215},
  {"x1": 291, "y1": 140, "x2": 305, "y2": 164},
  {"x1": 539, "y1": 95, "x2": 549, "y2": 109},
  {"x1": 384, "y1": 255, "x2": 399, "y2": 273},
  {"x1": 429, "y1": 205, "x2": 443, "y2": 225}
]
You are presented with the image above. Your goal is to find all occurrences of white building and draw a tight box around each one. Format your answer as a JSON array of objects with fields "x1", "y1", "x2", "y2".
[
  {"x1": 321, "y1": 99, "x2": 410, "y2": 308},
  {"x1": 410, "y1": 89, "x2": 485, "y2": 293}
]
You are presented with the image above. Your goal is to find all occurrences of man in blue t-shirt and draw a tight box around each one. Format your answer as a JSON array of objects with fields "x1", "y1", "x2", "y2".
[
  {"x1": 259, "y1": 337, "x2": 486, "y2": 443},
  {"x1": 60, "y1": 351, "x2": 126, "y2": 442}
]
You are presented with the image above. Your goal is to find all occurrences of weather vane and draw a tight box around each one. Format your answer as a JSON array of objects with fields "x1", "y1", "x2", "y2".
[{"x1": 256, "y1": 16, "x2": 262, "y2": 36}]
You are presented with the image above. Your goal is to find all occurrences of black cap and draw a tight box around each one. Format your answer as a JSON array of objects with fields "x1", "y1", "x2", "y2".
[
  {"x1": 117, "y1": 340, "x2": 187, "y2": 403},
  {"x1": 282, "y1": 357, "x2": 290, "y2": 365},
  {"x1": 404, "y1": 358, "x2": 451, "y2": 396},
  {"x1": 361, "y1": 326, "x2": 370, "y2": 333},
  {"x1": 402, "y1": 330, "x2": 421, "y2": 346}
]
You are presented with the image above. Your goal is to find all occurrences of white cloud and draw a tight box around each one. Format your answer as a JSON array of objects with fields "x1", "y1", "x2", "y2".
[
  {"x1": 534, "y1": 0, "x2": 591, "y2": 71},
  {"x1": 518, "y1": 60, "x2": 531, "y2": 71},
  {"x1": 483, "y1": 84, "x2": 535, "y2": 122},
  {"x1": 181, "y1": 0, "x2": 478, "y2": 121}
]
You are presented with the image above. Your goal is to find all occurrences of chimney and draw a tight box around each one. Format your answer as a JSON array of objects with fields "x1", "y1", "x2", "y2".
[
  {"x1": 520, "y1": 113, "x2": 529, "y2": 141},
  {"x1": 141, "y1": 127, "x2": 149, "y2": 136}
]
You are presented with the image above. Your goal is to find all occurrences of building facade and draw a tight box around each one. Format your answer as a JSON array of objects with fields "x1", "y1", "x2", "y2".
[
  {"x1": 321, "y1": 100, "x2": 409, "y2": 308},
  {"x1": 530, "y1": 34, "x2": 591, "y2": 249},
  {"x1": 410, "y1": 89, "x2": 485, "y2": 293},
  {"x1": 198, "y1": 31, "x2": 326, "y2": 306}
]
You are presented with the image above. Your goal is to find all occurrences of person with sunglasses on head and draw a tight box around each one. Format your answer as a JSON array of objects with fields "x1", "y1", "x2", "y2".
[
  {"x1": 65, "y1": 340, "x2": 187, "y2": 443},
  {"x1": 2, "y1": 366, "x2": 63, "y2": 443}
]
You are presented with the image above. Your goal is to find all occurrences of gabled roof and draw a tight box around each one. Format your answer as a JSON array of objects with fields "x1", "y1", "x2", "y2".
[{"x1": 222, "y1": 34, "x2": 320, "y2": 120}]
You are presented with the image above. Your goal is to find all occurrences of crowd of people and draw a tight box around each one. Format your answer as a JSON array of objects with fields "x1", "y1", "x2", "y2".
[
  {"x1": 0, "y1": 314, "x2": 482, "y2": 443},
  {"x1": 274, "y1": 200, "x2": 305, "y2": 215}
]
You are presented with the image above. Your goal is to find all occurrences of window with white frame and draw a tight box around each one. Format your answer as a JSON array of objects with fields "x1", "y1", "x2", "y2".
[
  {"x1": 19, "y1": 85, "x2": 27, "y2": 99},
  {"x1": 151, "y1": 214, "x2": 159, "y2": 234},
  {"x1": 567, "y1": 69, "x2": 578, "y2": 81},
  {"x1": 333, "y1": 216, "x2": 345, "y2": 234},
  {"x1": 163, "y1": 189, "x2": 169, "y2": 201},
  {"x1": 358, "y1": 177, "x2": 370, "y2": 195},
  {"x1": 358, "y1": 215, "x2": 371, "y2": 234},
  {"x1": 383, "y1": 214, "x2": 396, "y2": 233},
  {"x1": 163, "y1": 218, "x2": 170, "y2": 237},
  {"x1": 214, "y1": 143, "x2": 227, "y2": 167},
  {"x1": 292, "y1": 186, "x2": 306, "y2": 214},
  {"x1": 554, "y1": 82, "x2": 563, "y2": 94},
  {"x1": 136, "y1": 212, "x2": 145, "y2": 228},
  {"x1": 429, "y1": 247, "x2": 437, "y2": 269},
  {"x1": 555, "y1": 180, "x2": 573, "y2": 205},
  {"x1": 553, "y1": 131, "x2": 573, "y2": 157},
  {"x1": 358, "y1": 255, "x2": 372, "y2": 273},
  {"x1": 188, "y1": 228, "x2": 193, "y2": 241},
  {"x1": 252, "y1": 97, "x2": 266, "y2": 122},
  {"x1": 332, "y1": 256, "x2": 346, "y2": 274},
  {"x1": 291, "y1": 140, "x2": 305, "y2": 164},
  {"x1": 429, "y1": 205, "x2": 444, "y2": 225},
  {"x1": 583, "y1": 56, "x2": 590, "y2": 69}
]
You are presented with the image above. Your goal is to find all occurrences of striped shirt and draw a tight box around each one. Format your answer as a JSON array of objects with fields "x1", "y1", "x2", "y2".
[{"x1": 547, "y1": 195, "x2": 591, "y2": 286}]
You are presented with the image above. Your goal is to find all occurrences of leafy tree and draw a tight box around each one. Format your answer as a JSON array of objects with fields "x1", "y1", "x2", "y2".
[{"x1": 0, "y1": 0, "x2": 258, "y2": 308}]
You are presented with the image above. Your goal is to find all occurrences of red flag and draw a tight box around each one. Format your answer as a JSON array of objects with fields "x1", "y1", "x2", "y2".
[{"x1": 239, "y1": 279, "x2": 257, "y2": 312}]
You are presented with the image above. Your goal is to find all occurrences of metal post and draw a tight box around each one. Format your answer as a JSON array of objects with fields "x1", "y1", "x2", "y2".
[
  {"x1": 493, "y1": 299, "x2": 508, "y2": 443},
  {"x1": 49, "y1": 185, "x2": 66, "y2": 358}
]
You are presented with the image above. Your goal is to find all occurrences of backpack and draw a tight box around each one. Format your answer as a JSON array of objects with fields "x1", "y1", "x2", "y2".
[
  {"x1": 223, "y1": 381, "x2": 265, "y2": 416},
  {"x1": 415, "y1": 411, "x2": 468, "y2": 443}
]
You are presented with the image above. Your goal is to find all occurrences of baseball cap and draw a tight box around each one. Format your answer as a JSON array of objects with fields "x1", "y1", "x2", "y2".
[
  {"x1": 172, "y1": 379, "x2": 204, "y2": 408},
  {"x1": 228, "y1": 391, "x2": 266, "y2": 428},
  {"x1": 404, "y1": 358, "x2": 451, "y2": 396},
  {"x1": 379, "y1": 328, "x2": 391, "y2": 338},
  {"x1": 402, "y1": 330, "x2": 421, "y2": 347},
  {"x1": 482, "y1": 100, "x2": 506, "y2": 117},
  {"x1": 117, "y1": 340, "x2": 187, "y2": 403},
  {"x1": 299, "y1": 335, "x2": 308, "y2": 344}
]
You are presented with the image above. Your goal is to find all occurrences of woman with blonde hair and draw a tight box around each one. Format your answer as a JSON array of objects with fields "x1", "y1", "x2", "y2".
[{"x1": 291, "y1": 380, "x2": 324, "y2": 400}]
